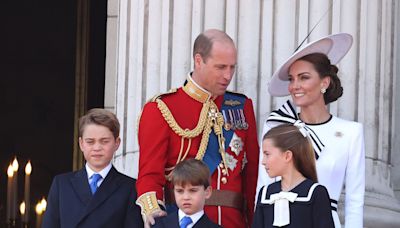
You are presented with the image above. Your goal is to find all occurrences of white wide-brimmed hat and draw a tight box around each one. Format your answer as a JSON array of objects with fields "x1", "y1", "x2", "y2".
[{"x1": 268, "y1": 33, "x2": 353, "y2": 96}]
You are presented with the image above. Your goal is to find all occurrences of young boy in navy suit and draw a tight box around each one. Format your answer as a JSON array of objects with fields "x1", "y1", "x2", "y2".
[
  {"x1": 152, "y1": 159, "x2": 221, "y2": 228},
  {"x1": 42, "y1": 109, "x2": 143, "y2": 228}
]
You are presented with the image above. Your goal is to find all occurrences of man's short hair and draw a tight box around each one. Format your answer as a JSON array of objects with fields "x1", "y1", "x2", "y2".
[
  {"x1": 192, "y1": 29, "x2": 234, "y2": 63},
  {"x1": 171, "y1": 158, "x2": 210, "y2": 188},
  {"x1": 78, "y1": 108, "x2": 120, "y2": 139}
]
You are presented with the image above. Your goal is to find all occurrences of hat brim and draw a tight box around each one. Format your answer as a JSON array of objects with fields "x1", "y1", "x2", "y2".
[{"x1": 268, "y1": 33, "x2": 353, "y2": 96}]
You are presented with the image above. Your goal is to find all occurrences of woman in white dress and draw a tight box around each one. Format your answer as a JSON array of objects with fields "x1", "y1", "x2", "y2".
[{"x1": 256, "y1": 33, "x2": 365, "y2": 228}]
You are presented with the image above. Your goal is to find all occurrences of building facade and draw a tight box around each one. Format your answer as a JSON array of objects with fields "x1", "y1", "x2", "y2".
[{"x1": 104, "y1": 0, "x2": 400, "y2": 226}]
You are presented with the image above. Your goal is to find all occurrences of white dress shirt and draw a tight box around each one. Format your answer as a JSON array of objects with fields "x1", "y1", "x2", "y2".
[
  {"x1": 85, "y1": 163, "x2": 112, "y2": 188},
  {"x1": 178, "y1": 209, "x2": 204, "y2": 228}
]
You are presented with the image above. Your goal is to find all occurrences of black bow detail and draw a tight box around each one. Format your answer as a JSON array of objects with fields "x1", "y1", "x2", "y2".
[{"x1": 267, "y1": 100, "x2": 325, "y2": 159}]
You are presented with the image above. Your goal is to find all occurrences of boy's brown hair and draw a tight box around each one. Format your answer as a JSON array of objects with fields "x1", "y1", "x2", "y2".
[
  {"x1": 79, "y1": 108, "x2": 120, "y2": 139},
  {"x1": 171, "y1": 158, "x2": 210, "y2": 188}
]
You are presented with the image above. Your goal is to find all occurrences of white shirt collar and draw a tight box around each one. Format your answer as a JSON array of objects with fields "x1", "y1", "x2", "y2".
[
  {"x1": 85, "y1": 163, "x2": 112, "y2": 181},
  {"x1": 178, "y1": 209, "x2": 204, "y2": 228}
]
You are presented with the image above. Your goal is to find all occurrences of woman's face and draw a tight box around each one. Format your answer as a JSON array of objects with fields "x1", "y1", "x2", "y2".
[{"x1": 288, "y1": 60, "x2": 329, "y2": 108}]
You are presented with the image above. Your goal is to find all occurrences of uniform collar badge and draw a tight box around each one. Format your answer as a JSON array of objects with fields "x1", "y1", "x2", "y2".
[
  {"x1": 183, "y1": 74, "x2": 211, "y2": 103},
  {"x1": 224, "y1": 99, "x2": 241, "y2": 106}
]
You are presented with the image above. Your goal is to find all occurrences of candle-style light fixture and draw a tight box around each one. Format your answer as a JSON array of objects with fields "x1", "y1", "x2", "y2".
[
  {"x1": 20, "y1": 201, "x2": 27, "y2": 228},
  {"x1": 35, "y1": 202, "x2": 43, "y2": 228},
  {"x1": 12, "y1": 158, "x2": 19, "y2": 170},
  {"x1": 24, "y1": 161, "x2": 32, "y2": 225},
  {"x1": 20, "y1": 201, "x2": 26, "y2": 216},
  {"x1": 7, "y1": 164, "x2": 14, "y2": 224},
  {"x1": 40, "y1": 198, "x2": 47, "y2": 211},
  {"x1": 35, "y1": 198, "x2": 46, "y2": 228},
  {"x1": 5, "y1": 157, "x2": 37, "y2": 227},
  {"x1": 11, "y1": 158, "x2": 19, "y2": 223}
]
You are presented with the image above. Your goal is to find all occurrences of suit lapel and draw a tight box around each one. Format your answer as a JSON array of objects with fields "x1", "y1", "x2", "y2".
[
  {"x1": 76, "y1": 166, "x2": 122, "y2": 224},
  {"x1": 193, "y1": 214, "x2": 213, "y2": 228},
  {"x1": 165, "y1": 212, "x2": 180, "y2": 228},
  {"x1": 70, "y1": 168, "x2": 92, "y2": 206}
]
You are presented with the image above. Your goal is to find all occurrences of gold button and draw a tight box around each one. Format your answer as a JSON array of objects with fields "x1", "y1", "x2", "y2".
[
  {"x1": 221, "y1": 177, "x2": 227, "y2": 184},
  {"x1": 222, "y1": 169, "x2": 227, "y2": 175}
]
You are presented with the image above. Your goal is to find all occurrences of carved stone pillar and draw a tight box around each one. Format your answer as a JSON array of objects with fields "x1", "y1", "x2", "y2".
[{"x1": 105, "y1": 0, "x2": 400, "y2": 226}]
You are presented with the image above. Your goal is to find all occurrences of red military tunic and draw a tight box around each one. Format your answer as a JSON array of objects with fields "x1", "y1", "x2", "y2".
[{"x1": 137, "y1": 76, "x2": 259, "y2": 228}]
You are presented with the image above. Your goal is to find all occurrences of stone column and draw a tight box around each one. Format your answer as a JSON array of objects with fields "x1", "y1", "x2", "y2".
[
  {"x1": 392, "y1": 0, "x2": 400, "y2": 202},
  {"x1": 358, "y1": 0, "x2": 400, "y2": 227},
  {"x1": 105, "y1": 0, "x2": 400, "y2": 226}
]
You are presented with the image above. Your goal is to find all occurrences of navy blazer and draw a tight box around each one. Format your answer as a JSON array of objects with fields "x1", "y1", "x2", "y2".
[
  {"x1": 42, "y1": 166, "x2": 143, "y2": 228},
  {"x1": 152, "y1": 211, "x2": 221, "y2": 228}
]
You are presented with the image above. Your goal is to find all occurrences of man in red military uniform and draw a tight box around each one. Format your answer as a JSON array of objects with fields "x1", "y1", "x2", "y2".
[{"x1": 136, "y1": 29, "x2": 259, "y2": 228}]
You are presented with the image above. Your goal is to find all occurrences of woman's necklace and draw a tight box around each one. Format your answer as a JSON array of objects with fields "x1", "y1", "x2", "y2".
[{"x1": 281, "y1": 177, "x2": 306, "y2": 192}]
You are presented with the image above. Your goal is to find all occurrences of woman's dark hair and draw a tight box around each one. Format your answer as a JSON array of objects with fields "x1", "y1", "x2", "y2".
[{"x1": 298, "y1": 53, "x2": 343, "y2": 104}]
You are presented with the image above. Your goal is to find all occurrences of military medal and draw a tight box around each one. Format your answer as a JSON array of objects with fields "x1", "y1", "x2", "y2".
[
  {"x1": 223, "y1": 107, "x2": 249, "y2": 131},
  {"x1": 224, "y1": 99, "x2": 241, "y2": 106},
  {"x1": 222, "y1": 110, "x2": 231, "y2": 131},
  {"x1": 229, "y1": 133, "x2": 243, "y2": 156},
  {"x1": 233, "y1": 110, "x2": 240, "y2": 129},
  {"x1": 224, "y1": 123, "x2": 231, "y2": 131},
  {"x1": 228, "y1": 110, "x2": 236, "y2": 130},
  {"x1": 224, "y1": 152, "x2": 238, "y2": 171},
  {"x1": 239, "y1": 109, "x2": 249, "y2": 130},
  {"x1": 232, "y1": 109, "x2": 240, "y2": 130}
]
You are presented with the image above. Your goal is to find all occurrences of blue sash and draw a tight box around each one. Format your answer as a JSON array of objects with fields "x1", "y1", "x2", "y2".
[{"x1": 202, "y1": 92, "x2": 245, "y2": 174}]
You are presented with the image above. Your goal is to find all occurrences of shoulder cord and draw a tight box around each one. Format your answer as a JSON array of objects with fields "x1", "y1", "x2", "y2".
[
  {"x1": 156, "y1": 98, "x2": 209, "y2": 137},
  {"x1": 156, "y1": 98, "x2": 229, "y2": 177}
]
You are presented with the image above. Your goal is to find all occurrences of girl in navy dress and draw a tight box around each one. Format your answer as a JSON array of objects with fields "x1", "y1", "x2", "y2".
[{"x1": 253, "y1": 123, "x2": 334, "y2": 228}]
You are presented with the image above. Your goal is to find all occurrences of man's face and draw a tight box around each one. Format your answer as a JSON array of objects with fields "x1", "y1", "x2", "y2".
[
  {"x1": 174, "y1": 183, "x2": 212, "y2": 215},
  {"x1": 79, "y1": 124, "x2": 120, "y2": 172},
  {"x1": 194, "y1": 41, "x2": 237, "y2": 96}
]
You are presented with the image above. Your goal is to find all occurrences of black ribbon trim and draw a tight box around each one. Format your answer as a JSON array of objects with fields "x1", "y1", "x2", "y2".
[{"x1": 266, "y1": 100, "x2": 325, "y2": 159}]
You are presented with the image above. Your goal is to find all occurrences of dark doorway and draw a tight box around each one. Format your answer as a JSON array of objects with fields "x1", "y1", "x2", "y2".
[{"x1": 0, "y1": 0, "x2": 107, "y2": 227}]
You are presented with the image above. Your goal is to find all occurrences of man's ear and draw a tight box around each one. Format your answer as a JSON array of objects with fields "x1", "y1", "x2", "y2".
[
  {"x1": 194, "y1": 53, "x2": 203, "y2": 68},
  {"x1": 205, "y1": 186, "x2": 212, "y2": 199}
]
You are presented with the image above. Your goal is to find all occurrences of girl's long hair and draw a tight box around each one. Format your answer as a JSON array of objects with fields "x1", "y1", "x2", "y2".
[{"x1": 263, "y1": 124, "x2": 318, "y2": 182}]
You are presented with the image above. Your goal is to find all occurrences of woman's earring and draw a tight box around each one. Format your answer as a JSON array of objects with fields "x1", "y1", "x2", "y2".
[{"x1": 321, "y1": 88, "x2": 326, "y2": 94}]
